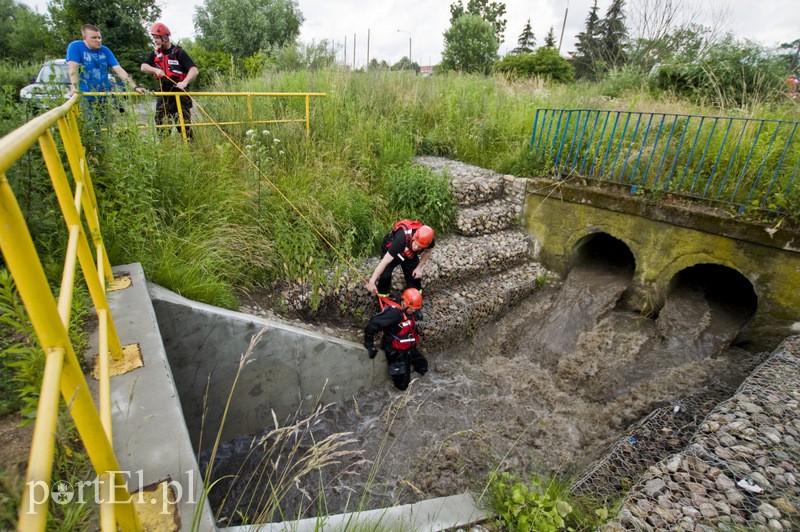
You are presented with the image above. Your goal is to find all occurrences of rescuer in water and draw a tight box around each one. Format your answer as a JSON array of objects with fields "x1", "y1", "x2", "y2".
[{"x1": 364, "y1": 288, "x2": 428, "y2": 391}]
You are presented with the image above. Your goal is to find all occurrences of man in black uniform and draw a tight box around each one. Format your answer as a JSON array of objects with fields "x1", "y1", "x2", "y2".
[
  {"x1": 140, "y1": 22, "x2": 199, "y2": 138},
  {"x1": 364, "y1": 288, "x2": 428, "y2": 391},
  {"x1": 365, "y1": 220, "x2": 435, "y2": 297}
]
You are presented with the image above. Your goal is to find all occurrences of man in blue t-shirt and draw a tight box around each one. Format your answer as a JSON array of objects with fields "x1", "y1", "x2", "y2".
[{"x1": 66, "y1": 24, "x2": 144, "y2": 103}]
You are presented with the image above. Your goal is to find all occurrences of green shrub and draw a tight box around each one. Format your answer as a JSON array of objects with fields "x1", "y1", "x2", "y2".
[
  {"x1": 485, "y1": 471, "x2": 611, "y2": 531},
  {"x1": 648, "y1": 36, "x2": 787, "y2": 108},
  {"x1": 0, "y1": 60, "x2": 39, "y2": 135},
  {"x1": 494, "y1": 48, "x2": 574, "y2": 83},
  {"x1": 385, "y1": 163, "x2": 456, "y2": 235},
  {"x1": 598, "y1": 65, "x2": 648, "y2": 98}
]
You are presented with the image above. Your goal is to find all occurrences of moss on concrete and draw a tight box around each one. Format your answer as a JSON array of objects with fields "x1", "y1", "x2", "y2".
[{"x1": 524, "y1": 185, "x2": 800, "y2": 349}]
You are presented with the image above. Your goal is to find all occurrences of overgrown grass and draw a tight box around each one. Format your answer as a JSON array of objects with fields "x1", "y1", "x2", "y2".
[
  {"x1": 0, "y1": 269, "x2": 97, "y2": 530},
  {"x1": 9, "y1": 67, "x2": 797, "y2": 310}
]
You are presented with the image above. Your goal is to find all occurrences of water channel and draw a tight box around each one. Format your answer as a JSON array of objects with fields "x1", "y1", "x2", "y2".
[{"x1": 200, "y1": 237, "x2": 763, "y2": 526}]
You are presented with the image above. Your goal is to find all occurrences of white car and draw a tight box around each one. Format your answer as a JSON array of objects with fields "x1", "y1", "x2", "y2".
[
  {"x1": 20, "y1": 59, "x2": 123, "y2": 110},
  {"x1": 19, "y1": 59, "x2": 70, "y2": 109}
]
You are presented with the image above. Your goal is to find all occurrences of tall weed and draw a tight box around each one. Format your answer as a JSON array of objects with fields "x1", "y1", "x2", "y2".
[
  {"x1": 385, "y1": 164, "x2": 455, "y2": 234},
  {"x1": 0, "y1": 269, "x2": 90, "y2": 420},
  {"x1": 7, "y1": 63, "x2": 799, "y2": 311},
  {"x1": 0, "y1": 269, "x2": 96, "y2": 530}
]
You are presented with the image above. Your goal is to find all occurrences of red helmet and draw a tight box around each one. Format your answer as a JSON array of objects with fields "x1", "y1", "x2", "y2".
[
  {"x1": 150, "y1": 22, "x2": 170, "y2": 37},
  {"x1": 412, "y1": 225, "x2": 434, "y2": 248},
  {"x1": 401, "y1": 288, "x2": 423, "y2": 310}
]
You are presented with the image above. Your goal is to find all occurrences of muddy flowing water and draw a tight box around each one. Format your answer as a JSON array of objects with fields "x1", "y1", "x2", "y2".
[{"x1": 201, "y1": 261, "x2": 763, "y2": 526}]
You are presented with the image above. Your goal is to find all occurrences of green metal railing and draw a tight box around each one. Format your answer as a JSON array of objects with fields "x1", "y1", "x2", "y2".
[{"x1": 530, "y1": 109, "x2": 800, "y2": 213}]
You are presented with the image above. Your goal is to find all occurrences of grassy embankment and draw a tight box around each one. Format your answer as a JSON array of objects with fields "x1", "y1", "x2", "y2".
[{"x1": 1, "y1": 66, "x2": 798, "y2": 529}]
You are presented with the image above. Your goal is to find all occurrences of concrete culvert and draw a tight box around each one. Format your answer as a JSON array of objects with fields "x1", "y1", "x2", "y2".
[
  {"x1": 666, "y1": 263, "x2": 758, "y2": 325},
  {"x1": 571, "y1": 231, "x2": 636, "y2": 281}
]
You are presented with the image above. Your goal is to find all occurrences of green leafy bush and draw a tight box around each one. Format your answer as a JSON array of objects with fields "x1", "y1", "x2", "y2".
[
  {"x1": 494, "y1": 48, "x2": 574, "y2": 83},
  {"x1": 385, "y1": 163, "x2": 455, "y2": 235},
  {"x1": 485, "y1": 471, "x2": 610, "y2": 531},
  {"x1": 598, "y1": 65, "x2": 647, "y2": 98},
  {"x1": 0, "y1": 61, "x2": 39, "y2": 135},
  {"x1": 648, "y1": 36, "x2": 787, "y2": 108},
  {"x1": 486, "y1": 471, "x2": 575, "y2": 531}
]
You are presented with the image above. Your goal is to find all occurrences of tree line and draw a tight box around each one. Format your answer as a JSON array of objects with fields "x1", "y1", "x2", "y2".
[
  {"x1": 439, "y1": 0, "x2": 799, "y2": 107},
  {"x1": 1, "y1": 0, "x2": 798, "y2": 106}
]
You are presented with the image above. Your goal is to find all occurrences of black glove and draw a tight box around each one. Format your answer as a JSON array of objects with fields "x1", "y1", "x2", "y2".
[{"x1": 366, "y1": 346, "x2": 379, "y2": 359}]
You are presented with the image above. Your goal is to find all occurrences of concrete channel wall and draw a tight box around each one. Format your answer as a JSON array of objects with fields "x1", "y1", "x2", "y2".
[
  {"x1": 92, "y1": 263, "x2": 216, "y2": 530},
  {"x1": 148, "y1": 284, "x2": 384, "y2": 456},
  {"x1": 101, "y1": 262, "x2": 483, "y2": 530}
]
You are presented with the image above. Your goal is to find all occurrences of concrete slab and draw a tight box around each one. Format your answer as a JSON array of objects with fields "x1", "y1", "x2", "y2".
[
  {"x1": 148, "y1": 283, "x2": 386, "y2": 455},
  {"x1": 223, "y1": 492, "x2": 486, "y2": 532},
  {"x1": 86, "y1": 262, "x2": 216, "y2": 530}
]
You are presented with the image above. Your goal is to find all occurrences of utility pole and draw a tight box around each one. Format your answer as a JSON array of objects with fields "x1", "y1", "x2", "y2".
[
  {"x1": 344, "y1": 34, "x2": 347, "y2": 66},
  {"x1": 558, "y1": 0, "x2": 569, "y2": 52},
  {"x1": 367, "y1": 29, "x2": 370, "y2": 70},
  {"x1": 353, "y1": 33, "x2": 356, "y2": 70},
  {"x1": 397, "y1": 29, "x2": 412, "y2": 62}
]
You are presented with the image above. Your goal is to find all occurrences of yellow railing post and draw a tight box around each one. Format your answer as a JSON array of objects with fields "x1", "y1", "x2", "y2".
[
  {"x1": 305, "y1": 94, "x2": 311, "y2": 137},
  {"x1": 17, "y1": 347, "x2": 64, "y2": 530},
  {"x1": 38, "y1": 129, "x2": 124, "y2": 360},
  {"x1": 0, "y1": 172, "x2": 141, "y2": 531},
  {"x1": 57, "y1": 111, "x2": 114, "y2": 284},
  {"x1": 175, "y1": 94, "x2": 188, "y2": 144}
]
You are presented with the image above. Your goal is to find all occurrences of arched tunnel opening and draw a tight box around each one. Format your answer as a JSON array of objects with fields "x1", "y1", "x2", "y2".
[
  {"x1": 666, "y1": 263, "x2": 758, "y2": 330},
  {"x1": 572, "y1": 232, "x2": 636, "y2": 275}
]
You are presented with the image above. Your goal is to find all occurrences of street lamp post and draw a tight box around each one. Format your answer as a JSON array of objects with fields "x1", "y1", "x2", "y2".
[{"x1": 396, "y1": 29, "x2": 412, "y2": 62}]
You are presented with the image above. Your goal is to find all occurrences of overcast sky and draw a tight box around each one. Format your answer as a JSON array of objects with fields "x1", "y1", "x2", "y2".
[{"x1": 20, "y1": 0, "x2": 800, "y2": 67}]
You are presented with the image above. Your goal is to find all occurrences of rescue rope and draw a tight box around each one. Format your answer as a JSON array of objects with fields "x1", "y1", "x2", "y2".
[{"x1": 157, "y1": 88, "x2": 377, "y2": 295}]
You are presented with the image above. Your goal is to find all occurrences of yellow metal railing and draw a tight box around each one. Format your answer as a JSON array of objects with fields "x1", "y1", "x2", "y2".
[
  {"x1": 1, "y1": 90, "x2": 326, "y2": 530},
  {"x1": 0, "y1": 95, "x2": 140, "y2": 530},
  {"x1": 85, "y1": 90, "x2": 326, "y2": 143}
]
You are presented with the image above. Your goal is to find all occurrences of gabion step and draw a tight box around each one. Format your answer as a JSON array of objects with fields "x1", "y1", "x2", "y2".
[
  {"x1": 421, "y1": 261, "x2": 549, "y2": 349},
  {"x1": 283, "y1": 229, "x2": 533, "y2": 319},
  {"x1": 414, "y1": 156, "x2": 505, "y2": 206},
  {"x1": 399, "y1": 229, "x2": 532, "y2": 292},
  {"x1": 454, "y1": 197, "x2": 523, "y2": 236}
]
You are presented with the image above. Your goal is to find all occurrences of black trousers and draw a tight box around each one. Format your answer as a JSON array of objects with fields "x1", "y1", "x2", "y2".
[
  {"x1": 156, "y1": 94, "x2": 193, "y2": 138},
  {"x1": 384, "y1": 346, "x2": 428, "y2": 391},
  {"x1": 376, "y1": 254, "x2": 422, "y2": 296}
]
